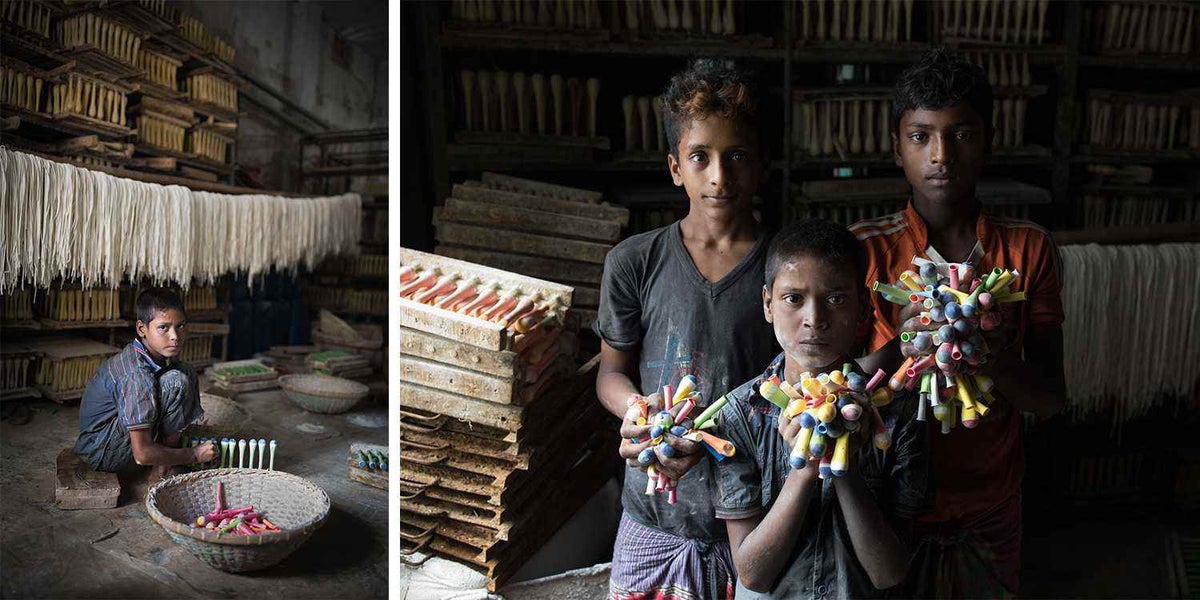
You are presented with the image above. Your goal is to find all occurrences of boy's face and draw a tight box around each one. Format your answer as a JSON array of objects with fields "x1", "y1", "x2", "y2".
[
  {"x1": 667, "y1": 115, "x2": 767, "y2": 213},
  {"x1": 136, "y1": 308, "x2": 187, "y2": 361},
  {"x1": 763, "y1": 254, "x2": 865, "y2": 373},
  {"x1": 893, "y1": 104, "x2": 990, "y2": 206}
]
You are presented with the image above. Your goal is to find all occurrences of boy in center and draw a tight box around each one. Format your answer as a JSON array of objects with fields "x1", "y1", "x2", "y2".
[{"x1": 714, "y1": 219, "x2": 929, "y2": 598}]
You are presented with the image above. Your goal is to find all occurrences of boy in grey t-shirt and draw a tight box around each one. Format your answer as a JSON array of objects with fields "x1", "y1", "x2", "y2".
[{"x1": 594, "y1": 58, "x2": 780, "y2": 600}]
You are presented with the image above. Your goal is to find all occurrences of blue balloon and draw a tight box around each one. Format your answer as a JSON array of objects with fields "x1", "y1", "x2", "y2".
[
  {"x1": 845, "y1": 372, "x2": 866, "y2": 391},
  {"x1": 658, "y1": 442, "x2": 678, "y2": 459},
  {"x1": 799, "y1": 412, "x2": 817, "y2": 428},
  {"x1": 954, "y1": 319, "x2": 972, "y2": 336},
  {"x1": 825, "y1": 421, "x2": 845, "y2": 438},
  {"x1": 944, "y1": 302, "x2": 962, "y2": 321},
  {"x1": 938, "y1": 324, "x2": 956, "y2": 342},
  {"x1": 638, "y1": 447, "x2": 656, "y2": 465}
]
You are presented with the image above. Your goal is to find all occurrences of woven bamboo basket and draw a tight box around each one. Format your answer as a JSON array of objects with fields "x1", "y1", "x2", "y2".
[
  {"x1": 146, "y1": 469, "x2": 329, "y2": 572},
  {"x1": 191, "y1": 392, "x2": 251, "y2": 436},
  {"x1": 278, "y1": 374, "x2": 369, "y2": 414}
]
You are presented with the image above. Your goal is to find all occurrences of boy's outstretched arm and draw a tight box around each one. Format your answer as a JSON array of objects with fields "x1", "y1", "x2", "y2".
[
  {"x1": 834, "y1": 471, "x2": 910, "y2": 589},
  {"x1": 129, "y1": 429, "x2": 213, "y2": 466},
  {"x1": 986, "y1": 323, "x2": 1066, "y2": 419},
  {"x1": 726, "y1": 416, "x2": 821, "y2": 593}
]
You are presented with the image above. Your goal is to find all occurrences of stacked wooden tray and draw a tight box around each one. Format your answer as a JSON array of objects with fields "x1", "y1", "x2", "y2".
[
  {"x1": 22, "y1": 336, "x2": 120, "y2": 403},
  {"x1": 1, "y1": 341, "x2": 38, "y2": 401},
  {"x1": 1085, "y1": 90, "x2": 1199, "y2": 154},
  {"x1": 37, "y1": 286, "x2": 124, "y2": 327},
  {"x1": 307, "y1": 349, "x2": 372, "y2": 379},
  {"x1": 434, "y1": 172, "x2": 629, "y2": 330},
  {"x1": 311, "y1": 319, "x2": 385, "y2": 371},
  {"x1": 1, "y1": 288, "x2": 35, "y2": 324},
  {"x1": 208, "y1": 359, "x2": 279, "y2": 394},
  {"x1": 791, "y1": 177, "x2": 1051, "y2": 225},
  {"x1": 348, "y1": 442, "x2": 388, "y2": 491},
  {"x1": 399, "y1": 248, "x2": 616, "y2": 590}
]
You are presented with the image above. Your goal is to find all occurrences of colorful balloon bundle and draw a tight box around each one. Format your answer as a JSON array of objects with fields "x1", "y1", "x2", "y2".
[
  {"x1": 873, "y1": 257, "x2": 1025, "y2": 432},
  {"x1": 760, "y1": 363, "x2": 893, "y2": 479},
  {"x1": 631, "y1": 375, "x2": 737, "y2": 504}
]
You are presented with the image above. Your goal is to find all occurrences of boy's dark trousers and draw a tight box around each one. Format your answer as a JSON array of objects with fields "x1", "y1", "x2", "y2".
[{"x1": 74, "y1": 365, "x2": 199, "y2": 472}]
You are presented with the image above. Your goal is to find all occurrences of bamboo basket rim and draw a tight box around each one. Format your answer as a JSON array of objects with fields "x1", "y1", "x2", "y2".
[
  {"x1": 277, "y1": 373, "x2": 369, "y2": 400},
  {"x1": 146, "y1": 469, "x2": 329, "y2": 547}
]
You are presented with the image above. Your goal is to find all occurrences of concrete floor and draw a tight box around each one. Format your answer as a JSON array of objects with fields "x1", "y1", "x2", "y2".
[{"x1": 1, "y1": 388, "x2": 388, "y2": 599}]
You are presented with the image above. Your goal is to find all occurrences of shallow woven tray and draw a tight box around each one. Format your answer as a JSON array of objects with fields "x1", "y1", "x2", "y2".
[
  {"x1": 146, "y1": 469, "x2": 329, "y2": 573},
  {"x1": 278, "y1": 374, "x2": 369, "y2": 414},
  {"x1": 193, "y1": 393, "x2": 251, "y2": 435}
]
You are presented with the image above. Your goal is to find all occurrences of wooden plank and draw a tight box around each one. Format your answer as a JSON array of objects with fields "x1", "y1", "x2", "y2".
[
  {"x1": 54, "y1": 134, "x2": 100, "y2": 153},
  {"x1": 480, "y1": 172, "x2": 603, "y2": 203},
  {"x1": 573, "y1": 285, "x2": 599, "y2": 308},
  {"x1": 435, "y1": 222, "x2": 612, "y2": 265},
  {"x1": 440, "y1": 198, "x2": 622, "y2": 243},
  {"x1": 348, "y1": 442, "x2": 388, "y2": 490},
  {"x1": 399, "y1": 327, "x2": 519, "y2": 379},
  {"x1": 435, "y1": 245, "x2": 602, "y2": 287},
  {"x1": 133, "y1": 95, "x2": 195, "y2": 122},
  {"x1": 55, "y1": 448, "x2": 119, "y2": 509},
  {"x1": 401, "y1": 247, "x2": 574, "y2": 304},
  {"x1": 400, "y1": 354, "x2": 517, "y2": 405},
  {"x1": 574, "y1": 308, "x2": 598, "y2": 331},
  {"x1": 37, "y1": 318, "x2": 129, "y2": 330},
  {"x1": 400, "y1": 298, "x2": 506, "y2": 351},
  {"x1": 127, "y1": 156, "x2": 177, "y2": 170},
  {"x1": 1, "y1": 387, "x2": 40, "y2": 401},
  {"x1": 178, "y1": 165, "x2": 219, "y2": 182},
  {"x1": 401, "y1": 426, "x2": 520, "y2": 459},
  {"x1": 187, "y1": 322, "x2": 230, "y2": 335},
  {"x1": 455, "y1": 182, "x2": 630, "y2": 225},
  {"x1": 23, "y1": 337, "x2": 119, "y2": 360},
  {"x1": 400, "y1": 381, "x2": 525, "y2": 432}
]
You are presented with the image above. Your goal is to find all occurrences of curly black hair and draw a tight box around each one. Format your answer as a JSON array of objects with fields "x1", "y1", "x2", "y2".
[
  {"x1": 765, "y1": 218, "x2": 866, "y2": 291},
  {"x1": 662, "y1": 58, "x2": 762, "y2": 157},
  {"x1": 892, "y1": 47, "x2": 993, "y2": 135}
]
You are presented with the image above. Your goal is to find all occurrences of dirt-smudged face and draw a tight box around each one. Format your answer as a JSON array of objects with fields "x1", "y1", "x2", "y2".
[
  {"x1": 893, "y1": 104, "x2": 990, "y2": 207},
  {"x1": 763, "y1": 255, "x2": 864, "y2": 376},
  {"x1": 667, "y1": 115, "x2": 767, "y2": 215},
  {"x1": 137, "y1": 308, "x2": 186, "y2": 362}
]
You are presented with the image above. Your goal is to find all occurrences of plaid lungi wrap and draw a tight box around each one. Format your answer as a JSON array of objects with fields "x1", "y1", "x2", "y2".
[{"x1": 610, "y1": 513, "x2": 735, "y2": 600}]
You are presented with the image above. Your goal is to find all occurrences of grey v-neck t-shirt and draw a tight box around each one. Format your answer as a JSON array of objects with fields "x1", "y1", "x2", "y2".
[{"x1": 593, "y1": 221, "x2": 780, "y2": 542}]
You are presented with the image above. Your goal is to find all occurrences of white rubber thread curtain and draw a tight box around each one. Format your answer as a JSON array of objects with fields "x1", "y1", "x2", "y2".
[
  {"x1": 1060, "y1": 243, "x2": 1200, "y2": 427},
  {"x1": 0, "y1": 147, "x2": 361, "y2": 292}
]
